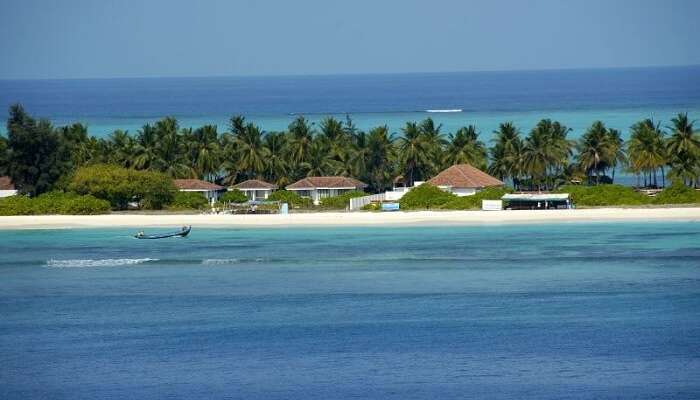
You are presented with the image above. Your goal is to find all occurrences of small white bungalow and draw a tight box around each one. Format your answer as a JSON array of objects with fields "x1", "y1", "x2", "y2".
[
  {"x1": 286, "y1": 176, "x2": 367, "y2": 205},
  {"x1": 173, "y1": 179, "x2": 225, "y2": 204},
  {"x1": 0, "y1": 176, "x2": 18, "y2": 198},
  {"x1": 427, "y1": 164, "x2": 504, "y2": 196},
  {"x1": 232, "y1": 179, "x2": 277, "y2": 201}
]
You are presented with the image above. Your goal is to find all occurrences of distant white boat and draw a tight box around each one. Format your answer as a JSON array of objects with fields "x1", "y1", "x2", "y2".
[{"x1": 425, "y1": 109, "x2": 462, "y2": 113}]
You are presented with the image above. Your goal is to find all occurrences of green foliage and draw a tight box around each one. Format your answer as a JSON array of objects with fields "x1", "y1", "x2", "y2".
[
  {"x1": 0, "y1": 195, "x2": 33, "y2": 215},
  {"x1": 6, "y1": 104, "x2": 72, "y2": 195},
  {"x1": 0, "y1": 136, "x2": 8, "y2": 176},
  {"x1": 361, "y1": 202, "x2": 381, "y2": 211},
  {"x1": 69, "y1": 164, "x2": 175, "y2": 210},
  {"x1": 169, "y1": 191, "x2": 209, "y2": 210},
  {"x1": 6, "y1": 105, "x2": 700, "y2": 206},
  {"x1": 267, "y1": 190, "x2": 312, "y2": 208},
  {"x1": 440, "y1": 187, "x2": 513, "y2": 210},
  {"x1": 0, "y1": 192, "x2": 109, "y2": 215},
  {"x1": 219, "y1": 189, "x2": 248, "y2": 203},
  {"x1": 652, "y1": 181, "x2": 700, "y2": 204},
  {"x1": 557, "y1": 184, "x2": 650, "y2": 207},
  {"x1": 399, "y1": 183, "x2": 457, "y2": 210},
  {"x1": 318, "y1": 190, "x2": 366, "y2": 209}
]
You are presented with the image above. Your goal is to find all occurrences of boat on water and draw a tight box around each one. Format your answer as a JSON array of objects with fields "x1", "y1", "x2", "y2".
[{"x1": 134, "y1": 226, "x2": 191, "y2": 239}]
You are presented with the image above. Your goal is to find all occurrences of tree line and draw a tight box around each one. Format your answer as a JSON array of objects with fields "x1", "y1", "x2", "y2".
[{"x1": 0, "y1": 104, "x2": 698, "y2": 196}]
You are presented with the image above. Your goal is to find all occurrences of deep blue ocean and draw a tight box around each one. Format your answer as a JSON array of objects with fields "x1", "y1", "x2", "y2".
[
  {"x1": 1, "y1": 66, "x2": 700, "y2": 139},
  {"x1": 1, "y1": 222, "x2": 699, "y2": 399}
]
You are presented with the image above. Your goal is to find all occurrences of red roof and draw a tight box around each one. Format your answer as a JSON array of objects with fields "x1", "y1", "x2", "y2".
[
  {"x1": 0, "y1": 176, "x2": 15, "y2": 190},
  {"x1": 173, "y1": 179, "x2": 224, "y2": 191},
  {"x1": 286, "y1": 176, "x2": 367, "y2": 190},
  {"x1": 232, "y1": 179, "x2": 277, "y2": 190},
  {"x1": 428, "y1": 164, "x2": 503, "y2": 188}
]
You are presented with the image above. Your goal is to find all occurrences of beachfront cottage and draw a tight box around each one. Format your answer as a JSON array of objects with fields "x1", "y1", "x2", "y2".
[
  {"x1": 0, "y1": 176, "x2": 18, "y2": 198},
  {"x1": 232, "y1": 179, "x2": 277, "y2": 201},
  {"x1": 427, "y1": 164, "x2": 504, "y2": 196},
  {"x1": 286, "y1": 176, "x2": 367, "y2": 205},
  {"x1": 173, "y1": 179, "x2": 225, "y2": 204}
]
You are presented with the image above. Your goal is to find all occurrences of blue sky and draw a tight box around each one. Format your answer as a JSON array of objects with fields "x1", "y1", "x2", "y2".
[{"x1": 1, "y1": 0, "x2": 698, "y2": 79}]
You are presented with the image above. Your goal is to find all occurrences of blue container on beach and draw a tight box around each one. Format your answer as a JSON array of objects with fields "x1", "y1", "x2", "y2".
[{"x1": 381, "y1": 202, "x2": 400, "y2": 211}]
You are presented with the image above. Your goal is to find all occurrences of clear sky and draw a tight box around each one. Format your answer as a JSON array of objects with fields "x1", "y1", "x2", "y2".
[{"x1": 1, "y1": 0, "x2": 699, "y2": 79}]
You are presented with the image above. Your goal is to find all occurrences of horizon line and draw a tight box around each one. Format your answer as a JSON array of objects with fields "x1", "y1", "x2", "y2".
[{"x1": 1, "y1": 63, "x2": 699, "y2": 82}]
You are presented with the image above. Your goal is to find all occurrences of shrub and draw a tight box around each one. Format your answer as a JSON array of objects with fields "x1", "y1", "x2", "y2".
[
  {"x1": 361, "y1": 202, "x2": 381, "y2": 211},
  {"x1": 399, "y1": 183, "x2": 457, "y2": 210},
  {"x1": 0, "y1": 192, "x2": 109, "y2": 215},
  {"x1": 69, "y1": 164, "x2": 175, "y2": 210},
  {"x1": 0, "y1": 195, "x2": 33, "y2": 215},
  {"x1": 556, "y1": 184, "x2": 650, "y2": 207},
  {"x1": 268, "y1": 190, "x2": 312, "y2": 208},
  {"x1": 169, "y1": 191, "x2": 209, "y2": 210},
  {"x1": 60, "y1": 194, "x2": 111, "y2": 215},
  {"x1": 652, "y1": 182, "x2": 700, "y2": 205},
  {"x1": 440, "y1": 186, "x2": 513, "y2": 210},
  {"x1": 219, "y1": 189, "x2": 248, "y2": 203},
  {"x1": 319, "y1": 190, "x2": 366, "y2": 209}
]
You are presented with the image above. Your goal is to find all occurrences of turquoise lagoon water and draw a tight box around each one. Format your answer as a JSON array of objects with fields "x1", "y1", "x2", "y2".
[
  {"x1": 2, "y1": 66, "x2": 700, "y2": 140},
  {"x1": 1, "y1": 222, "x2": 699, "y2": 399}
]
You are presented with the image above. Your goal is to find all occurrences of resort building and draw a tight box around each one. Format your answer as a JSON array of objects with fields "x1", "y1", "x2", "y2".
[
  {"x1": 0, "y1": 176, "x2": 18, "y2": 198},
  {"x1": 173, "y1": 179, "x2": 225, "y2": 204},
  {"x1": 427, "y1": 164, "x2": 504, "y2": 196},
  {"x1": 502, "y1": 193, "x2": 572, "y2": 210},
  {"x1": 232, "y1": 179, "x2": 277, "y2": 201},
  {"x1": 286, "y1": 176, "x2": 367, "y2": 205}
]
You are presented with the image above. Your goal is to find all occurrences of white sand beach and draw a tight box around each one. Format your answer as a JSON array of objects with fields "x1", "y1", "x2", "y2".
[{"x1": 1, "y1": 207, "x2": 700, "y2": 229}]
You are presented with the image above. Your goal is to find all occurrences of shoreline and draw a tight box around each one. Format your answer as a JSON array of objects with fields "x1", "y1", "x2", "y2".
[{"x1": 1, "y1": 207, "x2": 700, "y2": 229}]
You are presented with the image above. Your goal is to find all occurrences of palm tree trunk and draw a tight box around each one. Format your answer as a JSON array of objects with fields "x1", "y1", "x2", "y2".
[{"x1": 661, "y1": 166, "x2": 665, "y2": 188}]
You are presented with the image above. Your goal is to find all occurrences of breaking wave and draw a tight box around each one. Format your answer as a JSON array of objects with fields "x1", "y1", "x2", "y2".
[
  {"x1": 425, "y1": 109, "x2": 462, "y2": 113},
  {"x1": 46, "y1": 258, "x2": 159, "y2": 268},
  {"x1": 201, "y1": 258, "x2": 269, "y2": 265}
]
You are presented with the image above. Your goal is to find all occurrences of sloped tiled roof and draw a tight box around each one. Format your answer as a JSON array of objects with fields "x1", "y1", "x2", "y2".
[
  {"x1": 232, "y1": 179, "x2": 277, "y2": 190},
  {"x1": 0, "y1": 176, "x2": 15, "y2": 190},
  {"x1": 427, "y1": 164, "x2": 503, "y2": 188},
  {"x1": 286, "y1": 176, "x2": 367, "y2": 190},
  {"x1": 173, "y1": 179, "x2": 224, "y2": 191}
]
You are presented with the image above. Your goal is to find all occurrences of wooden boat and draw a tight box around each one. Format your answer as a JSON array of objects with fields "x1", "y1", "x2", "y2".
[{"x1": 134, "y1": 226, "x2": 191, "y2": 239}]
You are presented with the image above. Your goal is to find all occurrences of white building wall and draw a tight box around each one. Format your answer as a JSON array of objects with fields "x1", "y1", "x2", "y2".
[
  {"x1": 450, "y1": 188, "x2": 477, "y2": 197},
  {"x1": 0, "y1": 190, "x2": 18, "y2": 198}
]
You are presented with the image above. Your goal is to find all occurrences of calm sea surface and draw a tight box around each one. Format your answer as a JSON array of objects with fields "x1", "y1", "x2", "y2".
[
  {"x1": 1, "y1": 66, "x2": 700, "y2": 139},
  {"x1": 1, "y1": 222, "x2": 699, "y2": 399}
]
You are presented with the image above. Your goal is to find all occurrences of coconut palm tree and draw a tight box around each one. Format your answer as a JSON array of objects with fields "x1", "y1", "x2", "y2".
[
  {"x1": 666, "y1": 113, "x2": 700, "y2": 186},
  {"x1": 302, "y1": 139, "x2": 338, "y2": 176},
  {"x1": 628, "y1": 119, "x2": 666, "y2": 187},
  {"x1": 350, "y1": 130, "x2": 370, "y2": 182},
  {"x1": 419, "y1": 118, "x2": 447, "y2": 175},
  {"x1": 287, "y1": 116, "x2": 314, "y2": 178},
  {"x1": 576, "y1": 121, "x2": 610, "y2": 185},
  {"x1": 107, "y1": 130, "x2": 135, "y2": 167},
  {"x1": 235, "y1": 123, "x2": 267, "y2": 180},
  {"x1": 489, "y1": 122, "x2": 523, "y2": 188},
  {"x1": 151, "y1": 117, "x2": 194, "y2": 178},
  {"x1": 185, "y1": 125, "x2": 221, "y2": 181},
  {"x1": 365, "y1": 125, "x2": 395, "y2": 192},
  {"x1": 263, "y1": 131, "x2": 289, "y2": 186},
  {"x1": 398, "y1": 122, "x2": 430, "y2": 186},
  {"x1": 445, "y1": 125, "x2": 487, "y2": 170},
  {"x1": 606, "y1": 128, "x2": 626, "y2": 184},
  {"x1": 522, "y1": 119, "x2": 572, "y2": 190}
]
